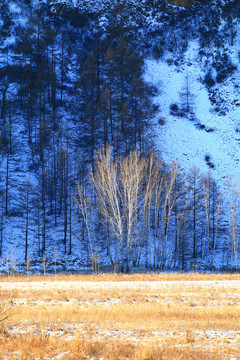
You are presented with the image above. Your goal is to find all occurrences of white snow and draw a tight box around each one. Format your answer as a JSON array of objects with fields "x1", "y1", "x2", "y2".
[
  {"x1": 144, "y1": 40, "x2": 240, "y2": 191},
  {"x1": 9, "y1": 2, "x2": 22, "y2": 15}
]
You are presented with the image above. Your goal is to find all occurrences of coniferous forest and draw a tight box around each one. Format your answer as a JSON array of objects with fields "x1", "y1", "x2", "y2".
[{"x1": 0, "y1": 0, "x2": 240, "y2": 273}]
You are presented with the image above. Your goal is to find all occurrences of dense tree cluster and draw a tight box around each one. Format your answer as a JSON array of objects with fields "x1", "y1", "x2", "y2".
[
  {"x1": 0, "y1": 0, "x2": 154, "y2": 264},
  {"x1": 78, "y1": 146, "x2": 240, "y2": 272}
]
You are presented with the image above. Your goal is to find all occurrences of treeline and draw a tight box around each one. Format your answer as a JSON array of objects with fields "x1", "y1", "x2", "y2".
[
  {"x1": 0, "y1": 0, "x2": 154, "y2": 159},
  {"x1": 0, "y1": 0, "x2": 154, "y2": 261},
  {"x1": 78, "y1": 146, "x2": 240, "y2": 272}
]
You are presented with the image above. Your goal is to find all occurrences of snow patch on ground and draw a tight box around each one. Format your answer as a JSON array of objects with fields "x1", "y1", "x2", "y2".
[{"x1": 2, "y1": 279, "x2": 240, "y2": 291}]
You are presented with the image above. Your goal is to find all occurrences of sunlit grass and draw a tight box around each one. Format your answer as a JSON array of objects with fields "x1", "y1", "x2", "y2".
[
  {"x1": 0, "y1": 334, "x2": 225, "y2": 360},
  {"x1": 0, "y1": 273, "x2": 239, "y2": 359},
  {"x1": 1, "y1": 271, "x2": 240, "y2": 281}
]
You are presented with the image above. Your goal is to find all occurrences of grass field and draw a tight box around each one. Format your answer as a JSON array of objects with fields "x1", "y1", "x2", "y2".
[{"x1": 0, "y1": 273, "x2": 240, "y2": 359}]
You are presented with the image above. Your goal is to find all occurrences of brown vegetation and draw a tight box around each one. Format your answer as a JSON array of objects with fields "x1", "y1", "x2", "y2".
[{"x1": 0, "y1": 273, "x2": 239, "y2": 359}]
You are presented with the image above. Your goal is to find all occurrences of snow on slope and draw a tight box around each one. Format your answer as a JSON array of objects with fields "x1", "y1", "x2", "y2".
[{"x1": 144, "y1": 40, "x2": 240, "y2": 191}]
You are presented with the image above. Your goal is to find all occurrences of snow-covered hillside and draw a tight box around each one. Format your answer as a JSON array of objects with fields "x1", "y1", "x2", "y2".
[
  {"x1": 1, "y1": 0, "x2": 240, "y2": 273},
  {"x1": 144, "y1": 37, "x2": 240, "y2": 191}
]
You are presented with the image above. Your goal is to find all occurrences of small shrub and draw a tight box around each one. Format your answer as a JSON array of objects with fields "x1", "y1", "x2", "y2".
[
  {"x1": 166, "y1": 58, "x2": 174, "y2": 66},
  {"x1": 0, "y1": 291, "x2": 16, "y2": 332},
  {"x1": 185, "y1": 330, "x2": 195, "y2": 344},
  {"x1": 204, "y1": 71, "x2": 216, "y2": 87},
  {"x1": 205, "y1": 154, "x2": 215, "y2": 169},
  {"x1": 205, "y1": 127, "x2": 214, "y2": 133},
  {"x1": 205, "y1": 154, "x2": 210, "y2": 163},
  {"x1": 158, "y1": 118, "x2": 165, "y2": 126},
  {"x1": 170, "y1": 103, "x2": 179, "y2": 113},
  {"x1": 195, "y1": 123, "x2": 205, "y2": 130},
  {"x1": 170, "y1": 103, "x2": 185, "y2": 117}
]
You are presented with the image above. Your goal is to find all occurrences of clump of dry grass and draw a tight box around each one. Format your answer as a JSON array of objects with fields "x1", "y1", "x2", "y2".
[{"x1": 0, "y1": 290, "x2": 17, "y2": 332}]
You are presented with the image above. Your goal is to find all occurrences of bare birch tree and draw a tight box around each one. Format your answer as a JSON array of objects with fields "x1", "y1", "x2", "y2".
[
  {"x1": 142, "y1": 151, "x2": 163, "y2": 268},
  {"x1": 152, "y1": 157, "x2": 165, "y2": 268},
  {"x1": 120, "y1": 149, "x2": 146, "y2": 272},
  {"x1": 91, "y1": 146, "x2": 124, "y2": 270},
  {"x1": 158, "y1": 161, "x2": 180, "y2": 268},
  {"x1": 91, "y1": 145, "x2": 146, "y2": 272}
]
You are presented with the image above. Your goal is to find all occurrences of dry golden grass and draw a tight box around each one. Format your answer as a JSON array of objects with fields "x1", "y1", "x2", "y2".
[
  {"x1": 1, "y1": 271, "x2": 240, "y2": 282},
  {"x1": 0, "y1": 273, "x2": 239, "y2": 359},
  {"x1": 0, "y1": 334, "x2": 224, "y2": 360}
]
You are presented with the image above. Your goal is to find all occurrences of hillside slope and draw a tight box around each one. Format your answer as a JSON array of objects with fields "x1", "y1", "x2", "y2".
[
  {"x1": 145, "y1": 36, "x2": 240, "y2": 190},
  {"x1": 0, "y1": 0, "x2": 240, "y2": 273}
]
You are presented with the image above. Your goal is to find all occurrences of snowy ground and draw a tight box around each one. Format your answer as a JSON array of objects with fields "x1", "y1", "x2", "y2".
[{"x1": 144, "y1": 40, "x2": 240, "y2": 192}]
